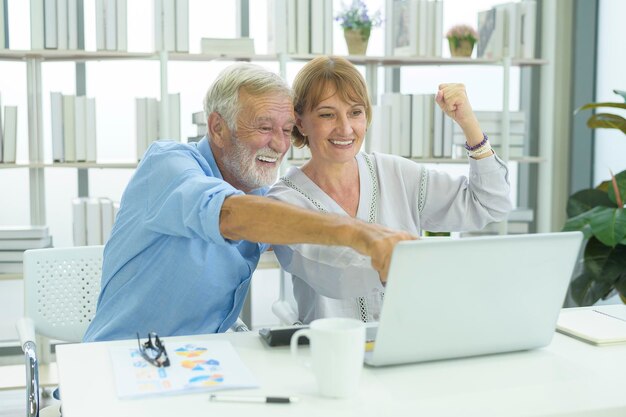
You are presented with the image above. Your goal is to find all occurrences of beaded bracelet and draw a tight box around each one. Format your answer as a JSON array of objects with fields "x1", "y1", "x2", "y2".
[{"x1": 464, "y1": 132, "x2": 489, "y2": 151}]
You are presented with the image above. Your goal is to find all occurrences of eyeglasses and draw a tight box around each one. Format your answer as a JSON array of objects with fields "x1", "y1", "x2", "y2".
[{"x1": 136, "y1": 332, "x2": 170, "y2": 368}]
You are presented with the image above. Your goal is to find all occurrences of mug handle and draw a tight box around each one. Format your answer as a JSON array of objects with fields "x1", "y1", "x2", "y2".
[{"x1": 290, "y1": 329, "x2": 311, "y2": 362}]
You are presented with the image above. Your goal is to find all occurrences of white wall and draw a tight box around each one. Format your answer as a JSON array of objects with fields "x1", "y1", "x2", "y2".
[{"x1": 594, "y1": 0, "x2": 626, "y2": 184}]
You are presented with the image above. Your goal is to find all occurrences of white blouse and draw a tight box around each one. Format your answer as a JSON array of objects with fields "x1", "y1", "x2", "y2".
[{"x1": 267, "y1": 152, "x2": 511, "y2": 324}]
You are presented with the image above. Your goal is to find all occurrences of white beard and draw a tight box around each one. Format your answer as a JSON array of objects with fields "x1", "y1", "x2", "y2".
[{"x1": 222, "y1": 136, "x2": 282, "y2": 190}]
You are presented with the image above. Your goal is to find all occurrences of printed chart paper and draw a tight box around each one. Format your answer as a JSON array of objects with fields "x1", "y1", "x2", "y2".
[{"x1": 110, "y1": 340, "x2": 258, "y2": 399}]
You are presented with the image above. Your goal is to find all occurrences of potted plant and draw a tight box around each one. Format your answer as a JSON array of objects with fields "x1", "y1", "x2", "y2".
[
  {"x1": 445, "y1": 24, "x2": 478, "y2": 57},
  {"x1": 335, "y1": 0, "x2": 382, "y2": 55},
  {"x1": 562, "y1": 89, "x2": 626, "y2": 306}
]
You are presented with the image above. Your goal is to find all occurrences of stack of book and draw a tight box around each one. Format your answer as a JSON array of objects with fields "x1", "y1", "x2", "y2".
[
  {"x1": 95, "y1": 0, "x2": 128, "y2": 51},
  {"x1": 154, "y1": 0, "x2": 188, "y2": 52},
  {"x1": 0, "y1": 226, "x2": 53, "y2": 275},
  {"x1": 452, "y1": 111, "x2": 526, "y2": 158},
  {"x1": 30, "y1": 0, "x2": 94, "y2": 50},
  {"x1": 50, "y1": 93, "x2": 97, "y2": 163},
  {"x1": 72, "y1": 197, "x2": 120, "y2": 246},
  {"x1": 267, "y1": 0, "x2": 332, "y2": 55},
  {"x1": 477, "y1": 1, "x2": 536, "y2": 59},
  {"x1": 135, "y1": 93, "x2": 180, "y2": 161},
  {"x1": 0, "y1": 93, "x2": 18, "y2": 163}
]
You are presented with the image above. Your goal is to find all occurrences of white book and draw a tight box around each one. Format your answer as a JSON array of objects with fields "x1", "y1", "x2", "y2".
[
  {"x1": 99, "y1": 197, "x2": 114, "y2": 243},
  {"x1": 296, "y1": 0, "x2": 310, "y2": 54},
  {"x1": 2, "y1": 105, "x2": 17, "y2": 163},
  {"x1": 309, "y1": 0, "x2": 324, "y2": 54},
  {"x1": 63, "y1": 94, "x2": 76, "y2": 161},
  {"x1": 95, "y1": 0, "x2": 105, "y2": 50},
  {"x1": 286, "y1": 0, "x2": 297, "y2": 54},
  {"x1": 146, "y1": 98, "x2": 159, "y2": 143},
  {"x1": 442, "y1": 114, "x2": 453, "y2": 158},
  {"x1": 153, "y1": 0, "x2": 162, "y2": 51},
  {"x1": 267, "y1": 0, "x2": 287, "y2": 54},
  {"x1": 472, "y1": 110, "x2": 526, "y2": 122},
  {"x1": 410, "y1": 94, "x2": 424, "y2": 158},
  {"x1": 168, "y1": 92, "x2": 180, "y2": 141},
  {"x1": 0, "y1": 0, "x2": 5, "y2": 49},
  {"x1": 381, "y1": 93, "x2": 402, "y2": 156},
  {"x1": 417, "y1": 0, "x2": 428, "y2": 56},
  {"x1": 117, "y1": 0, "x2": 127, "y2": 51},
  {"x1": 67, "y1": 0, "x2": 77, "y2": 49},
  {"x1": 422, "y1": 95, "x2": 434, "y2": 158},
  {"x1": 0, "y1": 225, "x2": 49, "y2": 239},
  {"x1": 86, "y1": 197, "x2": 102, "y2": 245},
  {"x1": 399, "y1": 94, "x2": 412, "y2": 157},
  {"x1": 0, "y1": 251, "x2": 24, "y2": 262},
  {"x1": 56, "y1": 0, "x2": 67, "y2": 50},
  {"x1": 557, "y1": 305, "x2": 626, "y2": 346},
  {"x1": 431, "y1": 0, "x2": 443, "y2": 56},
  {"x1": 50, "y1": 92, "x2": 64, "y2": 161},
  {"x1": 74, "y1": 95, "x2": 86, "y2": 161},
  {"x1": 135, "y1": 97, "x2": 147, "y2": 161},
  {"x1": 454, "y1": 121, "x2": 525, "y2": 135},
  {"x1": 322, "y1": 0, "x2": 333, "y2": 54},
  {"x1": 72, "y1": 197, "x2": 87, "y2": 245},
  {"x1": 518, "y1": 1, "x2": 536, "y2": 59},
  {"x1": 162, "y1": 0, "x2": 176, "y2": 52},
  {"x1": 367, "y1": 105, "x2": 383, "y2": 153},
  {"x1": 174, "y1": 0, "x2": 188, "y2": 52},
  {"x1": 495, "y1": 2, "x2": 518, "y2": 58},
  {"x1": 105, "y1": 0, "x2": 117, "y2": 50},
  {"x1": 200, "y1": 38, "x2": 255, "y2": 55},
  {"x1": 86, "y1": 97, "x2": 97, "y2": 162},
  {"x1": 477, "y1": 7, "x2": 505, "y2": 59},
  {"x1": 432, "y1": 105, "x2": 443, "y2": 157},
  {"x1": 0, "y1": 235, "x2": 52, "y2": 250},
  {"x1": 30, "y1": 0, "x2": 45, "y2": 49},
  {"x1": 0, "y1": 262, "x2": 23, "y2": 274},
  {"x1": 377, "y1": 104, "x2": 392, "y2": 154},
  {"x1": 44, "y1": 0, "x2": 58, "y2": 49}
]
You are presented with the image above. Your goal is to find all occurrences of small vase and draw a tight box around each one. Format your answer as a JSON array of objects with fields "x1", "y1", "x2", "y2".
[
  {"x1": 448, "y1": 38, "x2": 475, "y2": 57},
  {"x1": 344, "y1": 29, "x2": 369, "y2": 55}
]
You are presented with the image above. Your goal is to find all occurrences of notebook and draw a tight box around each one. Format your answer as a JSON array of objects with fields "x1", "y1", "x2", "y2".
[
  {"x1": 556, "y1": 304, "x2": 626, "y2": 346},
  {"x1": 364, "y1": 231, "x2": 583, "y2": 367}
]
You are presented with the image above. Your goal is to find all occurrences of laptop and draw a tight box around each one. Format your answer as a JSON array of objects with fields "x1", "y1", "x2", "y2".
[{"x1": 364, "y1": 231, "x2": 583, "y2": 367}]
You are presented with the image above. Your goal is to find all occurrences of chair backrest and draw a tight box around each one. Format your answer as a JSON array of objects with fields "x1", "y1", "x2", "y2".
[
  {"x1": 23, "y1": 246, "x2": 104, "y2": 342},
  {"x1": 272, "y1": 270, "x2": 300, "y2": 325}
]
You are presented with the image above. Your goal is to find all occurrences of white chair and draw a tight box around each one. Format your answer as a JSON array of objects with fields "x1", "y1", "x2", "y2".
[{"x1": 16, "y1": 246, "x2": 104, "y2": 417}]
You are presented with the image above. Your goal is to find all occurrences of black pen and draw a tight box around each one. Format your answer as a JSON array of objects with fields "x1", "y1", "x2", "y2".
[{"x1": 209, "y1": 394, "x2": 299, "y2": 404}]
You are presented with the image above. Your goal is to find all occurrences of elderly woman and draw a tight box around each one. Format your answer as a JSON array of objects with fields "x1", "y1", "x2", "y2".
[{"x1": 268, "y1": 56, "x2": 512, "y2": 324}]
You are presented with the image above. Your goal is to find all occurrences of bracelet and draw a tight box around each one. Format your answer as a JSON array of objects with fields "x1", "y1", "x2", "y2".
[
  {"x1": 467, "y1": 142, "x2": 493, "y2": 158},
  {"x1": 464, "y1": 133, "x2": 489, "y2": 151}
]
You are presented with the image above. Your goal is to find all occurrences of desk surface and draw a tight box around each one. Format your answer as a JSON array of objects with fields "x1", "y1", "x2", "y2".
[{"x1": 57, "y1": 330, "x2": 626, "y2": 417}]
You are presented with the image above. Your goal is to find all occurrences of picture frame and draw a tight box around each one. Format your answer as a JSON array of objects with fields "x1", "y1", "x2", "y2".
[{"x1": 390, "y1": 0, "x2": 418, "y2": 56}]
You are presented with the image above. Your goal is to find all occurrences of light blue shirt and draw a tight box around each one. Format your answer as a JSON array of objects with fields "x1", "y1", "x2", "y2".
[{"x1": 83, "y1": 137, "x2": 269, "y2": 342}]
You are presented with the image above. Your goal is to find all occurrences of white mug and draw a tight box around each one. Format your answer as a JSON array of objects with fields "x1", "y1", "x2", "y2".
[{"x1": 290, "y1": 317, "x2": 366, "y2": 398}]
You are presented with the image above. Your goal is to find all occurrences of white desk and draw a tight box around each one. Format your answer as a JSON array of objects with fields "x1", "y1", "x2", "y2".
[{"x1": 56, "y1": 331, "x2": 626, "y2": 417}]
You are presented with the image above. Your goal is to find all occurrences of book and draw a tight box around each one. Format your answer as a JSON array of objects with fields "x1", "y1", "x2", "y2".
[
  {"x1": 44, "y1": 0, "x2": 58, "y2": 49},
  {"x1": 0, "y1": 225, "x2": 49, "y2": 239},
  {"x1": 95, "y1": 0, "x2": 105, "y2": 50},
  {"x1": 72, "y1": 197, "x2": 87, "y2": 245},
  {"x1": 174, "y1": 0, "x2": 188, "y2": 52},
  {"x1": 109, "y1": 340, "x2": 258, "y2": 399},
  {"x1": 477, "y1": 7, "x2": 505, "y2": 59},
  {"x1": 0, "y1": 262, "x2": 22, "y2": 274},
  {"x1": 67, "y1": 0, "x2": 77, "y2": 49},
  {"x1": 74, "y1": 95, "x2": 86, "y2": 161},
  {"x1": 2, "y1": 105, "x2": 16, "y2": 163},
  {"x1": 200, "y1": 37, "x2": 255, "y2": 55},
  {"x1": 0, "y1": 0, "x2": 6, "y2": 49},
  {"x1": 85, "y1": 97, "x2": 97, "y2": 162},
  {"x1": 99, "y1": 197, "x2": 114, "y2": 243},
  {"x1": 557, "y1": 305, "x2": 626, "y2": 346},
  {"x1": 63, "y1": 94, "x2": 76, "y2": 161},
  {"x1": 30, "y1": 0, "x2": 45, "y2": 49},
  {"x1": 0, "y1": 251, "x2": 24, "y2": 262},
  {"x1": 117, "y1": 0, "x2": 127, "y2": 51},
  {"x1": 51, "y1": 92, "x2": 64, "y2": 162},
  {"x1": 105, "y1": 0, "x2": 117, "y2": 50},
  {"x1": 0, "y1": 235, "x2": 52, "y2": 250},
  {"x1": 0, "y1": 93, "x2": 3, "y2": 162},
  {"x1": 57, "y1": 0, "x2": 68, "y2": 50},
  {"x1": 86, "y1": 197, "x2": 102, "y2": 245}
]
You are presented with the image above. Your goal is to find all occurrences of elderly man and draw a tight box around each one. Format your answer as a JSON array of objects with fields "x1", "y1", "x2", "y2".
[{"x1": 83, "y1": 63, "x2": 414, "y2": 342}]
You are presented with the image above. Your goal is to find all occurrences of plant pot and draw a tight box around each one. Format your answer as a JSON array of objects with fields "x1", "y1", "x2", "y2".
[
  {"x1": 344, "y1": 29, "x2": 370, "y2": 55},
  {"x1": 448, "y1": 38, "x2": 475, "y2": 57}
]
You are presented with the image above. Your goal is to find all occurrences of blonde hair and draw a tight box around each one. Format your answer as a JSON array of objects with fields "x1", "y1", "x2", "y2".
[{"x1": 291, "y1": 56, "x2": 373, "y2": 148}]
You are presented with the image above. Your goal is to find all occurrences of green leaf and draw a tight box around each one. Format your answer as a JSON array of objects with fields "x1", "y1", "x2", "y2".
[
  {"x1": 570, "y1": 270, "x2": 614, "y2": 306},
  {"x1": 566, "y1": 189, "x2": 614, "y2": 217},
  {"x1": 589, "y1": 207, "x2": 626, "y2": 247},
  {"x1": 607, "y1": 170, "x2": 626, "y2": 206},
  {"x1": 575, "y1": 102, "x2": 626, "y2": 113},
  {"x1": 562, "y1": 214, "x2": 593, "y2": 239},
  {"x1": 586, "y1": 113, "x2": 626, "y2": 134}
]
